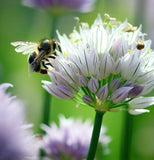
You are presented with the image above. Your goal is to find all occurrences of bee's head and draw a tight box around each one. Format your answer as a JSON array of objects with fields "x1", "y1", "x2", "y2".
[{"x1": 38, "y1": 39, "x2": 51, "y2": 51}]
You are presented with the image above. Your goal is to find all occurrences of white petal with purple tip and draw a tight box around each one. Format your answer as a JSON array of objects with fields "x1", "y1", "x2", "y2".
[
  {"x1": 129, "y1": 109, "x2": 150, "y2": 115},
  {"x1": 129, "y1": 97, "x2": 154, "y2": 109}
]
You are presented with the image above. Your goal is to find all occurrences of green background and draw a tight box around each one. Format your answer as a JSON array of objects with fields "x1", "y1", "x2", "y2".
[{"x1": 0, "y1": 0, "x2": 154, "y2": 160}]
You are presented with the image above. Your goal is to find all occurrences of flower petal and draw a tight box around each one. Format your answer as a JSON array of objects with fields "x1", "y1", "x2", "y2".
[
  {"x1": 42, "y1": 81, "x2": 74, "y2": 100},
  {"x1": 121, "y1": 53, "x2": 142, "y2": 81},
  {"x1": 129, "y1": 86, "x2": 144, "y2": 98},
  {"x1": 99, "y1": 53, "x2": 113, "y2": 79},
  {"x1": 97, "y1": 84, "x2": 108, "y2": 100},
  {"x1": 0, "y1": 83, "x2": 13, "y2": 92},
  {"x1": 109, "y1": 78, "x2": 121, "y2": 92},
  {"x1": 79, "y1": 75, "x2": 88, "y2": 87},
  {"x1": 129, "y1": 97, "x2": 154, "y2": 109},
  {"x1": 129, "y1": 109, "x2": 150, "y2": 115},
  {"x1": 88, "y1": 76, "x2": 99, "y2": 93},
  {"x1": 82, "y1": 95, "x2": 93, "y2": 104},
  {"x1": 111, "y1": 87, "x2": 132, "y2": 103}
]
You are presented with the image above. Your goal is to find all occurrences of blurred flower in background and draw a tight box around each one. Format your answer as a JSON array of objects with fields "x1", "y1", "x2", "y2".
[
  {"x1": 22, "y1": 0, "x2": 95, "y2": 13},
  {"x1": 0, "y1": 62, "x2": 3, "y2": 80},
  {"x1": 146, "y1": 0, "x2": 154, "y2": 48},
  {"x1": 42, "y1": 14, "x2": 154, "y2": 115},
  {"x1": 0, "y1": 83, "x2": 39, "y2": 160},
  {"x1": 41, "y1": 115, "x2": 110, "y2": 160}
]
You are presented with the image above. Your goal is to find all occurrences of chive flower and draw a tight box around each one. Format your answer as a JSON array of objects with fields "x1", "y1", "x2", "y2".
[
  {"x1": 41, "y1": 115, "x2": 110, "y2": 160},
  {"x1": 22, "y1": 0, "x2": 95, "y2": 13},
  {"x1": 0, "y1": 83, "x2": 38, "y2": 160},
  {"x1": 42, "y1": 14, "x2": 154, "y2": 115}
]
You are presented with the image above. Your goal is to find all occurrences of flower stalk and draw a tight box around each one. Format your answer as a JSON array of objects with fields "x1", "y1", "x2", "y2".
[
  {"x1": 86, "y1": 111, "x2": 105, "y2": 160},
  {"x1": 40, "y1": 14, "x2": 59, "y2": 160},
  {"x1": 42, "y1": 14, "x2": 59, "y2": 127},
  {"x1": 120, "y1": 112, "x2": 134, "y2": 160},
  {"x1": 42, "y1": 90, "x2": 52, "y2": 126}
]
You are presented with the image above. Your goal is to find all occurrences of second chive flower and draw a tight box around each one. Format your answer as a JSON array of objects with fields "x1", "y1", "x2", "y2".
[{"x1": 41, "y1": 115, "x2": 110, "y2": 160}]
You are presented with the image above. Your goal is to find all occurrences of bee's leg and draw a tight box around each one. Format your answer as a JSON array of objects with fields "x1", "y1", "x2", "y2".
[
  {"x1": 44, "y1": 58, "x2": 49, "y2": 61},
  {"x1": 40, "y1": 69, "x2": 47, "y2": 74},
  {"x1": 48, "y1": 55, "x2": 56, "y2": 59},
  {"x1": 40, "y1": 61, "x2": 48, "y2": 74},
  {"x1": 58, "y1": 45, "x2": 62, "y2": 52},
  {"x1": 42, "y1": 59, "x2": 53, "y2": 71},
  {"x1": 45, "y1": 62, "x2": 53, "y2": 67},
  {"x1": 52, "y1": 51, "x2": 57, "y2": 56},
  {"x1": 42, "y1": 61, "x2": 48, "y2": 69},
  {"x1": 53, "y1": 41, "x2": 61, "y2": 53}
]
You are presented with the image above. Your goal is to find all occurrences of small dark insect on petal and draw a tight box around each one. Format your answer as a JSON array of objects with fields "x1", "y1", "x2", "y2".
[{"x1": 136, "y1": 43, "x2": 144, "y2": 50}]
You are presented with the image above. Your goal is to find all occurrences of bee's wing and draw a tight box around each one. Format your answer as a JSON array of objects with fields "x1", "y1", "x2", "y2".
[
  {"x1": 28, "y1": 63, "x2": 34, "y2": 76},
  {"x1": 11, "y1": 41, "x2": 38, "y2": 55}
]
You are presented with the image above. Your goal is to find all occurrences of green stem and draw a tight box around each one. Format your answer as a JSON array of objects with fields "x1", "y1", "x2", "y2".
[
  {"x1": 40, "y1": 14, "x2": 59, "y2": 160},
  {"x1": 42, "y1": 90, "x2": 52, "y2": 126},
  {"x1": 120, "y1": 112, "x2": 134, "y2": 160},
  {"x1": 41, "y1": 15, "x2": 59, "y2": 127},
  {"x1": 86, "y1": 111, "x2": 104, "y2": 160},
  {"x1": 50, "y1": 15, "x2": 59, "y2": 38}
]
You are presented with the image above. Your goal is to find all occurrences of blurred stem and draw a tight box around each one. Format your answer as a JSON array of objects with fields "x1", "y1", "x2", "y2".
[
  {"x1": 120, "y1": 1, "x2": 145, "y2": 159},
  {"x1": 86, "y1": 111, "x2": 104, "y2": 160},
  {"x1": 40, "y1": 15, "x2": 59, "y2": 160},
  {"x1": 50, "y1": 15, "x2": 59, "y2": 38},
  {"x1": 42, "y1": 91, "x2": 52, "y2": 126},
  {"x1": 42, "y1": 15, "x2": 59, "y2": 127},
  {"x1": 120, "y1": 112, "x2": 134, "y2": 160}
]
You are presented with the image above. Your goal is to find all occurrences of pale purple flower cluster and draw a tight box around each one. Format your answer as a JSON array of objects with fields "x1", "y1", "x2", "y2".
[
  {"x1": 22, "y1": 0, "x2": 95, "y2": 12},
  {"x1": 41, "y1": 115, "x2": 110, "y2": 159},
  {"x1": 42, "y1": 14, "x2": 154, "y2": 115},
  {"x1": 0, "y1": 83, "x2": 38, "y2": 160}
]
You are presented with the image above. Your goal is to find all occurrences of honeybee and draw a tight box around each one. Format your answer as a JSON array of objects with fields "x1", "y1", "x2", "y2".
[
  {"x1": 136, "y1": 40, "x2": 145, "y2": 50},
  {"x1": 11, "y1": 39, "x2": 61, "y2": 74}
]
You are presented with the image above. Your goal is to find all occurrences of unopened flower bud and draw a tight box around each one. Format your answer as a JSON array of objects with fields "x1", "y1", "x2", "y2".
[
  {"x1": 82, "y1": 95, "x2": 93, "y2": 104},
  {"x1": 79, "y1": 75, "x2": 88, "y2": 87},
  {"x1": 88, "y1": 76, "x2": 99, "y2": 93},
  {"x1": 129, "y1": 86, "x2": 144, "y2": 98},
  {"x1": 97, "y1": 84, "x2": 108, "y2": 100},
  {"x1": 110, "y1": 78, "x2": 121, "y2": 92},
  {"x1": 56, "y1": 85, "x2": 74, "y2": 100},
  {"x1": 111, "y1": 87, "x2": 132, "y2": 103}
]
